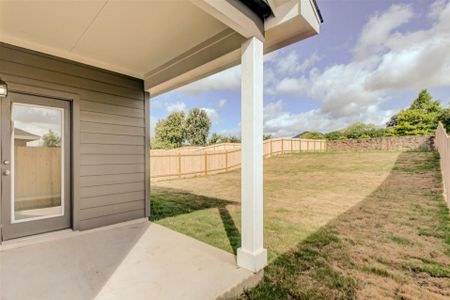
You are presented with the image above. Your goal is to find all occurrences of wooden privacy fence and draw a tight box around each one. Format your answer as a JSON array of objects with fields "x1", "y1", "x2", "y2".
[
  {"x1": 15, "y1": 146, "x2": 61, "y2": 209},
  {"x1": 150, "y1": 138, "x2": 326, "y2": 181},
  {"x1": 435, "y1": 123, "x2": 450, "y2": 207}
]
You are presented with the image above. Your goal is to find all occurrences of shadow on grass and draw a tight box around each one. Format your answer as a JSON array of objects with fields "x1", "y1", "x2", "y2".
[
  {"x1": 242, "y1": 151, "x2": 450, "y2": 299},
  {"x1": 150, "y1": 152, "x2": 450, "y2": 299},
  {"x1": 150, "y1": 187, "x2": 241, "y2": 254}
]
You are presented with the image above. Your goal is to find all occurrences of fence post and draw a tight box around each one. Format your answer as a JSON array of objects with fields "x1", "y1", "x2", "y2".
[
  {"x1": 225, "y1": 150, "x2": 229, "y2": 171},
  {"x1": 204, "y1": 152, "x2": 208, "y2": 175},
  {"x1": 281, "y1": 138, "x2": 284, "y2": 154},
  {"x1": 291, "y1": 139, "x2": 293, "y2": 153},
  {"x1": 177, "y1": 152, "x2": 181, "y2": 178}
]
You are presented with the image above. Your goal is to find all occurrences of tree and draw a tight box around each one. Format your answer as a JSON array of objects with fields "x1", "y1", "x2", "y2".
[
  {"x1": 263, "y1": 134, "x2": 273, "y2": 140},
  {"x1": 153, "y1": 111, "x2": 186, "y2": 149},
  {"x1": 221, "y1": 136, "x2": 241, "y2": 143},
  {"x1": 184, "y1": 108, "x2": 211, "y2": 146},
  {"x1": 438, "y1": 108, "x2": 450, "y2": 132},
  {"x1": 150, "y1": 138, "x2": 173, "y2": 150},
  {"x1": 387, "y1": 89, "x2": 444, "y2": 136},
  {"x1": 342, "y1": 123, "x2": 386, "y2": 139},
  {"x1": 42, "y1": 130, "x2": 61, "y2": 147},
  {"x1": 208, "y1": 133, "x2": 222, "y2": 145},
  {"x1": 295, "y1": 131, "x2": 325, "y2": 139},
  {"x1": 323, "y1": 123, "x2": 386, "y2": 140},
  {"x1": 325, "y1": 130, "x2": 346, "y2": 140}
]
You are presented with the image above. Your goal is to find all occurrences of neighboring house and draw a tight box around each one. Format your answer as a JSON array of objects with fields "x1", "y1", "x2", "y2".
[
  {"x1": 14, "y1": 128, "x2": 40, "y2": 147},
  {"x1": 0, "y1": 0, "x2": 322, "y2": 272}
]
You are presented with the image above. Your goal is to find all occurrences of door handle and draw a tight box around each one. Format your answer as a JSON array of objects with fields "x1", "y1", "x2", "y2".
[
  {"x1": 3, "y1": 170, "x2": 10, "y2": 176},
  {"x1": 3, "y1": 160, "x2": 9, "y2": 165}
]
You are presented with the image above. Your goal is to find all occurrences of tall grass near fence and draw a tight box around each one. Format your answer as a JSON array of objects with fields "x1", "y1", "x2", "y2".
[{"x1": 150, "y1": 138, "x2": 326, "y2": 181}]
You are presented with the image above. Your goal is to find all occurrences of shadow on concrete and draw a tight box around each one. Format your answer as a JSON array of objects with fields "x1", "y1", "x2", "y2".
[
  {"x1": 0, "y1": 220, "x2": 149, "y2": 299},
  {"x1": 0, "y1": 220, "x2": 253, "y2": 300}
]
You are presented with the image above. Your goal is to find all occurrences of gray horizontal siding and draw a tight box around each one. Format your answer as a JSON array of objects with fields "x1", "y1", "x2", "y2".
[
  {"x1": 81, "y1": 121, "x2": 145, "y2": 136},
  {"x1": 80, "y1": 164, "x2": 145, "y2": 176},
  {"x1": 80, "y1": 173, "x2": 145, "y2": 187},
  {"x1": 80, "y1": 182, "x2": 145, "y2": 199},
  {"x1": 0, "y1": 59, "x2": 144, "y2": 99},
  {"x1": 80, "y1": 144, "x2": 145, "y2": 155},
  {"x1": 80, "y1": 101, "x2": 143, "y2": 117},
  {"x1": 0, "y1": 45, "x2": 142, "y2": 90},
  {"x1": 80, "y1": 191, "x2": 145, "y2": 209},
  {"x1": 80, "y1": 133, "x2": 144, "y2": 145},
  {"x1": 0, "y1": 43, "x2": 147, "y2": 231},
  {"x1": 79, "y1": 200, "x2": 145, "y2": 220},
  {"x1": 79, "y1": 209, "x2": 145, "y2": 230}
]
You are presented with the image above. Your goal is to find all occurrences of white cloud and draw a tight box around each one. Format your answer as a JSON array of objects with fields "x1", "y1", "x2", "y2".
[
  {"x1": 275, "y1": 51, "x2": 321, "y2": 75},
  {"x1": 166, "y1": 101, "x2": 187, "y2": 113},
  {"x1": 218, "y1": 99, "x2": 227, "y2": 108},
  {"x1": 219, "y1": 127, "x2": 241, "y2": 137},
  {"x1": 367, "y1": 2, "x2": 450, "y2": 91},
  {"x1": 263, "y1": 50, "x2": 280, "y2": 63},
  {"x1": 354, "y1": 4, "x2": 413, "y2": 60},
  {"x1": 150, "y1": 115, "x2": 157, "y2": 138},
  {"x1": 164, "y1": 1, "x2": 450, "y2": 137},
  {"x1": 150, "y1": 98, "x2": 163, "y2": 109},
  {"x1": 13, "y1": 105, "x2": 62, "y2": 143},
  {"x1": 429, "y1": 0, "x2": 448, "y2": 19},
  {"x1": 271, "y1": 0, "x2": 450, "y2": 134},
  {"x1": 201, "y1": 107, "x2": 220, "y2": 124},
  {"x1": 264, "y1": 99, "x2": 284, "y2": 118},
  {"x1": 178, "y1": 65, "x2": 241, "y2": 95},
  {"x1": 263, "y1": 100, "x2": 394, "y2": 137}
]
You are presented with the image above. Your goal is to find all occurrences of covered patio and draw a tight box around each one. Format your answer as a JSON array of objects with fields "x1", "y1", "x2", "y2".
[
  {"x1": 0, "y1": 0, "x2": 321, "y2": 298},
  {"x1": 0, "y1": 219, "x2": 258, "y2": 299}
]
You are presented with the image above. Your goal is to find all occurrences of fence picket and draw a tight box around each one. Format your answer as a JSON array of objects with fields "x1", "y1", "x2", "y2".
[
  {"x1": 435, "y1": 123, "x2": 450, "y2": 208},
  {"x1": 150, "y1": 138, "x2": 325, "y2": 181}
]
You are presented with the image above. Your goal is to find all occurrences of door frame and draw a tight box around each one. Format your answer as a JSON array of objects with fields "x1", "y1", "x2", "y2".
[{"x1": 0, "y1": 82, "x2": 80, "y2": 242}]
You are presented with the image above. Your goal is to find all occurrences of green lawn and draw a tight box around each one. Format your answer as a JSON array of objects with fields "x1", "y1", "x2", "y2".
[{"x1": 150, "y1": 151, "x2": 450, "y2": 299}]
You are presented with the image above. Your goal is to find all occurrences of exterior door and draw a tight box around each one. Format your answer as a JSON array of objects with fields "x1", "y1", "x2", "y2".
[{"x1": 1, "y1": 92, "x2": 71, "y2": 240}]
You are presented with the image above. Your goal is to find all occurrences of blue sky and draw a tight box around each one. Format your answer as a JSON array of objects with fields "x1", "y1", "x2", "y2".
[{"x1": 151, "y1": 0, "x2": 450, "y2": 138}]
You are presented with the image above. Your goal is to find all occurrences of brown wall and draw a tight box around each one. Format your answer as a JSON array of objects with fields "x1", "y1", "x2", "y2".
[
  {"x1": 0, "y1": 43, "x2": 148, "y2": 230},
  {"x1": 327, "y1": 135, "x2": 434, "y2": 152}
]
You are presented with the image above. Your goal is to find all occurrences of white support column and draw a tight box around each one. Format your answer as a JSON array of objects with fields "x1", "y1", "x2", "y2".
[{"x1": 237, "y1": 37, "x2": 267, "y2": 272}]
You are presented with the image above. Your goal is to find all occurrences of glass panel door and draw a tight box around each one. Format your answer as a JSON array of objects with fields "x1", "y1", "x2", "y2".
[
  {"x1": 1, "y1": 92, "x2": 71, "y2": 240},
  {"x1": 12, "y1": 103, "x2": 65, "y2": 222}
]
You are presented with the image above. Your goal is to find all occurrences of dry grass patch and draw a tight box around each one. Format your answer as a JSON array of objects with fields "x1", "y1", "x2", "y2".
[
  {"x1": 243, "y1": 152, "x2": 450, "y2": 299},
  {"x1": 150, "y1": 151, "x2": 450, "y2": 299},
  {"x1": 152, "y1": 152, "x2": 399, "y2": 258}
]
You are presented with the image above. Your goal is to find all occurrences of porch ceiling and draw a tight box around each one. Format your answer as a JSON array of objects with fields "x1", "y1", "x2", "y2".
[
  {"x1": 0, "y1": 0, "x2": 227, "y2": 78},
  {"x1": 0, "y1": 0, "x2": 321, "y2": 96}
]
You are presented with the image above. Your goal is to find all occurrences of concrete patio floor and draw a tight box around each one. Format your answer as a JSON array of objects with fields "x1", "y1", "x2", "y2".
[{"x1": 0, "y1": 219, "x2": 258, "y2": 300}]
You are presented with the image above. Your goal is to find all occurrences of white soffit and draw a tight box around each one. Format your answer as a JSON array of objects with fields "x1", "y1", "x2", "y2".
[
  {"x1": 0, "y1": 0, "x2": 321, "y2": 95},
  {"x1": 146, "y1": 0, "x2": 321, "y2": 96},
  {"x1": 0, "y1": 0, "x2": 228, "y2": 78}
]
